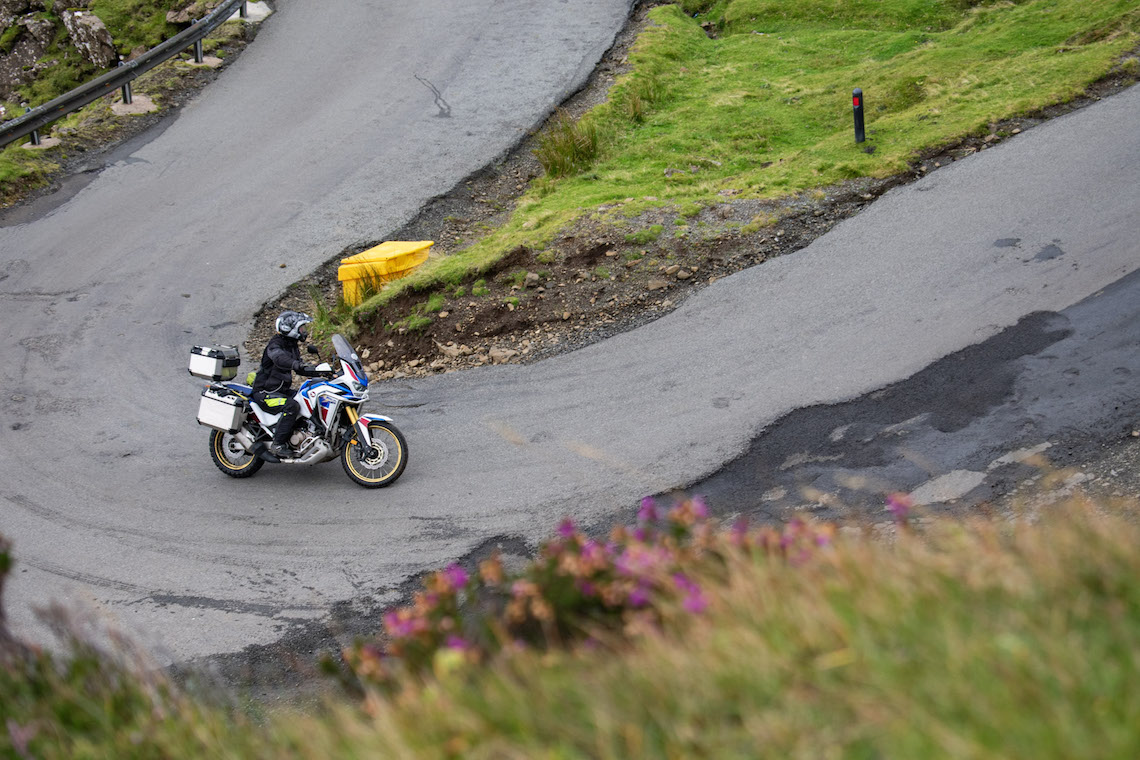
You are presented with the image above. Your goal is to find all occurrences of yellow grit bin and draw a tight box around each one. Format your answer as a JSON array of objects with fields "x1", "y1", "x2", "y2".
[{"x1": 337, "y1": 241, "x2": 434, "y2": 306}]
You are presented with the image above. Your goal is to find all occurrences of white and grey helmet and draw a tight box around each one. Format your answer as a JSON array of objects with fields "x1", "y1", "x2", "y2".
[{"x1": 275, "y1": 310, "x2": 312, "y2": 340}]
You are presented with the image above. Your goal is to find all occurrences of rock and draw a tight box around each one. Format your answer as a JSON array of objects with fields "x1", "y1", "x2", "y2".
[
  {"x1": 166, "y1": 1, "x2": 220, "y2": 25},
  {"x1": 361, "y1": 348, "x2": 370, "y2": 359},
  {"x1": 435, "y1": 341, "x2": 461, "y2": 359},
  {"x1": 438, "y1": 310, "x2": 449, "y2": 318},
  {"x1": 562, "y1": 311, "x2": 571, "y2": 320},
  {"x1": 490, "y1": 347, "x2": 519, "y2": 364},
  {"x1": 524, "y1": 272, "x2": 540, "y2": 288},
  {"x1": 676, "y1": 269, "x2": 692, "y2": 280},
  {"x1": 664, "y1": 264, "x2": 681, "y2": 275},
  {"x1": 407, "y1": 358, "x2": 420, "y2": 368},
  {"x1": 647, "y1": 279, "x2": 670, "y2": 291},
  {"x1": 605, "y1": 250, "x2": 618, "y2": 257},
  {"x1": 62, "y1": 10, "x2": 117, "y2": 68}
]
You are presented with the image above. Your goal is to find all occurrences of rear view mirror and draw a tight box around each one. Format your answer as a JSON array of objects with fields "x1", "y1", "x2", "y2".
[{"x1": 306, "y1": 344, "x2": 320, "y2": 355}]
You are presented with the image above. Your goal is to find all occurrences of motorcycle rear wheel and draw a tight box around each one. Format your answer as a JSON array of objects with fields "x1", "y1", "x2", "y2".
[
  {"x1": 341, "y1": 421, "x2": 407, "y2": 488},
  {"x1": 209, "y1": 429, "x2": 264, "y2": 478}
]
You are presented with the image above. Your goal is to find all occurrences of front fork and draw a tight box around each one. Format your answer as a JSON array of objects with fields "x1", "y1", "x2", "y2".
[
  {"x1": 346, "y1": 407, "x2": 370, "y2": 453},
  {"x1": 345, "y1": 407, "x2": 395, "y2": 454}
]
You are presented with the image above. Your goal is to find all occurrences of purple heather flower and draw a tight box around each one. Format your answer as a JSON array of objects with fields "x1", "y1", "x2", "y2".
[
  {"x1": 558, "y1": 518, "x2": 576, "y2": 539},
  {"x1": 384, "y1": 611, "x2": 419, "y2": 638},
  {"x1": 638, "y1": 496, "x2": 659, "y2": 523},
  {"x1": 443, "y1": 563, "x2": 468, "y2": 591},
  {"x1": 445, "y1": 635, "x2": 471, "y2": 651},
  {"x1": 576, "y1": 579, "x2": 597, "y2": 597},
  {"x1": 629, "y1": 585, "x2": 651, "y2": 607},
  {"x1": 886, "y1": 492, "x2": 912, "y2": 520},
  {"x1": 672, "y1": 573, "x2": 698, "y2": 594},
  {"x1": 691, "y1": 495, "x2": 709, "y2": 519},
  {"x1": 683, "y1": 590, "x2": 708, "y2": 614},
  {"x1": 731, "y1": 516, "x2": 750, "y2": 544},
  {"x1": 581, "y1": 539, "x2": 604, "y2": 563}
]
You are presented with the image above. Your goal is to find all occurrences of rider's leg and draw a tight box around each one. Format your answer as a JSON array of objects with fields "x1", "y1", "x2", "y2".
[{"x1": 269, "y1": 398, "x2": 302, "y2": 456}]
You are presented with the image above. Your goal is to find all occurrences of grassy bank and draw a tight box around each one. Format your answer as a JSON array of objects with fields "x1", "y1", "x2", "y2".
[
  {"x1": 4, "y1": 498, "x2": 1140, "y2": 757},
  {"x1": 348, "y1": 0, "x2": 1140, "y2": 327}
]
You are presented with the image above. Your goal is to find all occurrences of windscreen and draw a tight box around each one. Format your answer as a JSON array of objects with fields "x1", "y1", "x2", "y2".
[{"x1": 331, "y1": 334, "x2": 368, "y2": 385}]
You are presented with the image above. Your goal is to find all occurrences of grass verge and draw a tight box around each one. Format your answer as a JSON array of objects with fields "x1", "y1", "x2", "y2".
[{"x1": 4, "y1": 497, "x2": 1140, "y2": 757}]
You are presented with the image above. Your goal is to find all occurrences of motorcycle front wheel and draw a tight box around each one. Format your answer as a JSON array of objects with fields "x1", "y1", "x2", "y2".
[
  {"x1": 341, "y1": 421, "x2": 408, "y2": 488},
  {"x1": 209, "y1": 429, "x2": 264, "y2": 478}
]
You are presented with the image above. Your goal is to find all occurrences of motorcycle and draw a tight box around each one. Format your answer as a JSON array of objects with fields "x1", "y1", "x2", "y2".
[{"x1": 190, "y1": 334, "x2": 408, "y2": 488}]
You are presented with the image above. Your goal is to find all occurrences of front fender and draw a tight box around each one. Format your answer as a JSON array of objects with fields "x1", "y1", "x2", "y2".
[{"x1": 354, "y1": 413, "x2": 394, "y2": 448}]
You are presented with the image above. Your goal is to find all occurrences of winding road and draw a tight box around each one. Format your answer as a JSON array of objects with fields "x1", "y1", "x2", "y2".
[{"x1": 2, "y1": 0, "x2": 1138, "y2": 666}]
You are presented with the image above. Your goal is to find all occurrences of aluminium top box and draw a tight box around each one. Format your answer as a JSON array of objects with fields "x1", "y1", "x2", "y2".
[{"x1": 189, "y1": 345, "x2": 240, "y2": 381}]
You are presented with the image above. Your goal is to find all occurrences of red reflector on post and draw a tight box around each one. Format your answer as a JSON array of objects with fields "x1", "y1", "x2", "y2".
[{"x1": 853, "y1": 97, "x2": 861, "y2": 107}]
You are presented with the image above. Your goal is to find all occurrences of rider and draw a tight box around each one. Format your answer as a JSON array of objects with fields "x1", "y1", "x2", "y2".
[{"x1": 252, "y1": 311, "x2": 322, "y2": 460}]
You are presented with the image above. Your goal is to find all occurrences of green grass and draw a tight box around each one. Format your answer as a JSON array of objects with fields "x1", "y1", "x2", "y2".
[
  {"x1": 5, "y1": 500, "x2": 1140, "y2": 757},
  {"x1": 357, "y1": 0, "x2": 1140, "y2": 317}
]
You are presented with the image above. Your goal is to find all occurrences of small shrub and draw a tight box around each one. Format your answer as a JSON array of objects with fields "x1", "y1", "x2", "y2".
[
  {"x1": 536, "y1": 250, "x2": 557, "y2": 265},
  {"x1": 471, "y1": 278, "x2": 490, "y2": 297},
  {"x1": 534, "y1": 109, "x2": 600, "y2": 178},
  {"x1": 593, "y1": 265, "x2": 611, "y2": 279},
  {"x1": 342, "y1": 498, "x2": 839, "y2": 689},
  {"x1": 741, "y1": 212, "x2": 778, "y2": 235},
  {"x1": 501, "y1": 270, "x2": 528, "y2": 288},
  {"x1": 625, "y1": 225, "x2": 664, "y2": 245}
]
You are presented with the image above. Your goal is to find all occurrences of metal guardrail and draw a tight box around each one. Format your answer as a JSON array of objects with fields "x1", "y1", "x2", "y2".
[{"x1": 0, "y1": 0, "x2": 248, "y2": 149}]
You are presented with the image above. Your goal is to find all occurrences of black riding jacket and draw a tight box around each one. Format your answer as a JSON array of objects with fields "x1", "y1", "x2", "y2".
[{"x1": 251, "y1": 334, "x2": 303, "y2": 395}]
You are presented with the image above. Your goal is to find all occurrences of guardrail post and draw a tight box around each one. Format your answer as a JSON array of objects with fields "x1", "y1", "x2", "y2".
[
  {"x1": 853, "y1": 88, "x2": 866, "y2": 144},
  {"x1": 118, "y1": 62, "x2": 133, "y2": 104},
  {"x1": 24, "y1": 107, "x2": 41, "y2": 146},
  {"x1": 193, "y1": 38, "x2": 204, "y2": 64},
  {"x1": 239, "y1": 2, "x2": 247, "y2": 18}
]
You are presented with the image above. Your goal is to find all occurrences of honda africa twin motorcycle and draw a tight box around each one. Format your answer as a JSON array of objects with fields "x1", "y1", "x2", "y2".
[{"x1": 189, "y1": 334, "x2": 408, "y2": 488}]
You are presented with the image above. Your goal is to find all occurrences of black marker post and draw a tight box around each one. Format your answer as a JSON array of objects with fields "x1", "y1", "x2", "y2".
[{"x1": 853, "y1": 88, "x2": 866, "y2": 143}]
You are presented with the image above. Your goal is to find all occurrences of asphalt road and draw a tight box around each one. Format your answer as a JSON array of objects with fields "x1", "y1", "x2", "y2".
[{"x1": 2, "y1": 0, "x2": 1138, "y2": 665}]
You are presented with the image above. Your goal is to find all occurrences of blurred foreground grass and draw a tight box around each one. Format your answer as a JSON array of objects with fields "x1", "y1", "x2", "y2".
[{"x1": 3, "y1": 495, "x2": 1139, "y2": 758}]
